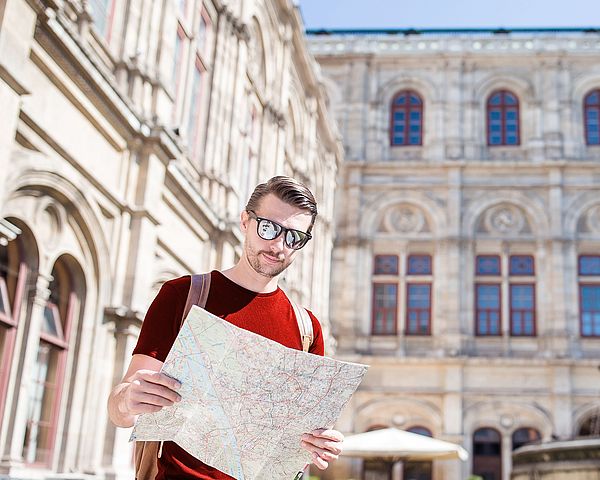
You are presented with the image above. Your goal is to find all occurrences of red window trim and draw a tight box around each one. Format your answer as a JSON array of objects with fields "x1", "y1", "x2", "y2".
[
  {"x1": 371, "y1": 282, "x2": 398, "y2": 336},
  {"x1": 578, "y1": 254, "x2": 600, "y2": 276},
  {"x1": 389, "y1": 90, "x2": 423, "y2": 147},
  {"x1": 475, "y1": 282, "x2": 502, "y2": 336},
  {"x1": 509, "y1": 282, "x2": 536, "y2": 337},
  {"x1": 373, "y1": 254, "x2": 399, "y2": 275},
  {"x1": 24, "y1": 292, "x2": 77, "y2": 467},
  {"x1": 405, "y1": 282, "x2": 432, "y2": 336},
  {"x1": 196, "y1": 7, "x2": 213, "y2": 61},
  {"x1": 584, "y1": 89, "x2": 600, "y2": 146},
  {"x1": 486, "y1": 89, "x2": 520, "y2": 146},
  {"x1": 0, "y1": 263, "x2": 27, "y2": 423},
  {"x1": 509, "y1": 254, "x2": 535, "y2": 276},
  {"x1": 475, "y1": 254, "x2": 502, "y2": 276},
  {"x1": 406, "y1": 253, "x2": 433, "y2": 276},
  {"x1": 579, "y1": 282, "x2": 600, "y2": 338}
]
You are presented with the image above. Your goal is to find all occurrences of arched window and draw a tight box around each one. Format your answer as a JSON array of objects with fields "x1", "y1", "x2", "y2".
[
  {"x1": 473, "y1": 427, "x2": 502, "y2": 480},
  {"x1": 390, "y1": 90, "x2": 423, "y2": 146},
  {"x1": 0, "y1": 234, "x2": 29, "y2": 423},
  {"x1": 584, "y1": 89, "x2": 600, "y2": 145},
  {"x1": 578, "y1": 413, "x2": 600, "y2": 437},
  {"x1": 404, "y1": 426, "x2": 433, "y2": 480},
  {"x1": 22, "y1": 256, "x2": 83, "y2": 465},
  {"x1": 487, "y1": 90, "x2": 520, "y2": 146},
  {"x1": 512, "y1": 427, "x2": 541, "y2": 450}
]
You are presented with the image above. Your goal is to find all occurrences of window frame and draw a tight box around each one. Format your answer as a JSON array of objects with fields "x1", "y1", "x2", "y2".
[
  {"x1": 371, "y1": 282, "x2": 398, "y2": 336},
  {"x1": 374, "y1": 254, "x2": 400, "y2": 275},
  {"x1": 579, "y1": 283, "x2": 600, "y2": 338},
  {"x1": 509, "y1": 283, "x2": 536, "y2": 336},
  {"x1": 390, "y1": 90, "x2": 423, "y2": 147},
  {"x1": 405, "y1": 282, "x2": 432, "y2": 336},
  {"x1": 475, "y1": 282, "x2": 502, "y2": 336},
  {"x1": 487, "y1": 89, "x2": 521, "y2": 146},
  {"x1": 584, "y1": 89, "x2": 600, "y2": 146}
]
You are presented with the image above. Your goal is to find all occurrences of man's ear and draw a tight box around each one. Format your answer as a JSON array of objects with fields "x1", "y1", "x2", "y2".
[{"x1": 240, "y1": 210, "x2": 249, "y2": 232}]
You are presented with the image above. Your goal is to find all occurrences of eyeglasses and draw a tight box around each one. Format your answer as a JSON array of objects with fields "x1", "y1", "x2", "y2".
[{"x1": 247, "y1": 210, "x2": 312, "y2": 250}]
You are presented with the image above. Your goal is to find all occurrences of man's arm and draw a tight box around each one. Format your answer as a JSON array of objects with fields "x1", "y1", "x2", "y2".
[{"x1": 107, "y1": 354, "x2": 182, "y2": 428}]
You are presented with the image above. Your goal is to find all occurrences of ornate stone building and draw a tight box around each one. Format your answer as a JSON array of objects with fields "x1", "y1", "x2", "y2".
[
  {"x1": 0, "y1": 0, "x2": 340, "y2": 478},
  {"x1": 308, "y1": 29, "x2": 600, "y2": 480}
]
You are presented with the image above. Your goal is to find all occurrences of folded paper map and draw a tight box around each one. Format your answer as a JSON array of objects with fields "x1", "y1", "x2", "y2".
[{"x1": 131, "y1": 305, "x2": 368, "y2": 480}]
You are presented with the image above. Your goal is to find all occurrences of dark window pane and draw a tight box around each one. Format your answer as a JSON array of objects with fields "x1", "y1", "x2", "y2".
[
  {"x1": 408, "y1": 255, "x2": 432, "y2": 275},
  {"x1": 510, "y1": 255, "x2": 534, "y2": 275},
  {"x1": 374, "y1": 255, "x2": 399, "y2": 275},
  {"x1": 579, "y1": 255, "x2": 600, "y2": 276},
  {"x1": 476, "y1": 256, "x2": 501, "y2": 275}
]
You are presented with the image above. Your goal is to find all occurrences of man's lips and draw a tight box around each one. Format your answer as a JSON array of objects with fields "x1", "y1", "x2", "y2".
[{"x1": 261, "y1": 252, "x2": 283, "y2": 264}]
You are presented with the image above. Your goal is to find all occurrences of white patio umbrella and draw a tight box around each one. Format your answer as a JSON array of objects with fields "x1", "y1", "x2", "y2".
[{"x1": 342, "y1": 428, "x2": 469, "y2": 461}]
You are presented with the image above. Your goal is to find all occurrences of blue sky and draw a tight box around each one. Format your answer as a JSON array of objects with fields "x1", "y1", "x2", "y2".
[{"x1": 297, "y1": 0, "x2": 600, "y2": 30}]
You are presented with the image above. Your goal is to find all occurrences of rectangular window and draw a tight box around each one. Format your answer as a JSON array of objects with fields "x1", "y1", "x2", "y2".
[
  {"x1": 187, "y1": 59, "x2": 204, "y2": 160},
  {"x1": 89, "y1": 0, "x2": 114, "y2": 38},
  {"x1": 406, "y1": 283, "x2": 431, "y2": 335},
  {"x1": 407, "y1": 254, "x2": 432, "y2": 275},
  {"x1": 509, "y1": 255, "x2": 535, "y2": 275},
  {"x1": 476, "y1": 255, "x2": 501, "y2": 275},
  {"x1": 374, "y1": 255, "x2": 399, "y2": 275},
  {"x1": 579, "y1": 255, "x2": 600, "y2": 276},
  {"x1": 510, "y1": 284, "x2": 536, "y2": 336},
  {"x1": 476, "y1": 284, "x2": 501, "y2": 335},
  {"x1": 580, "y1": 284, "x2": 600, "y2": 337},
  {"x1": 372, "y1": 283, "x2": 397, "y2": 335}
]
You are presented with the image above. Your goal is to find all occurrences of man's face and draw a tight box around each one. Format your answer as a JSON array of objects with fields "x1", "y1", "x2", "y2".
[{"x1": 241, "y1": 193, "x2": 313, "y2": 278}]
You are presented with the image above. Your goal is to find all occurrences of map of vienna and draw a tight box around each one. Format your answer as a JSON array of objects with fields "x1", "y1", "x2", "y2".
[{"x1": 131, "y1": 306, "x2": 368, "y2": 479}]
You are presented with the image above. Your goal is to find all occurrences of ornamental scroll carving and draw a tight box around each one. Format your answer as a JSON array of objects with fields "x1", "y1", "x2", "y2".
[
  {"x1": 484, "y1": 204, "x2": 525, "y2": 235},
  {"x1": 383, "y1": 204, "x2": 425, "y2": 233},
  {"x1": 586, "y1": 204, "x2": 600, "y2": 234}
]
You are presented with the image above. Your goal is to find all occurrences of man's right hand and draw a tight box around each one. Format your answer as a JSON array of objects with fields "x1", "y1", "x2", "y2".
[
  {"x1": 120, "y1": 370, "x2": 182, "y2": 416},
  {"x1": 108, "y1": 354, "x2": 181, "y2": 427}
]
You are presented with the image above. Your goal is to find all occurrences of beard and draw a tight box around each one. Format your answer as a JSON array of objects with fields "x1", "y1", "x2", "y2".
[{"x1": 245, "y1": 243, "x2": 292, "y2": 278}]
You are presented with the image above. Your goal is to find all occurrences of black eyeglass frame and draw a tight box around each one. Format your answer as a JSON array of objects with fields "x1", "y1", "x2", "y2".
[{"x1": 247, "y1": 210, "x2": 312, "y2": 250}]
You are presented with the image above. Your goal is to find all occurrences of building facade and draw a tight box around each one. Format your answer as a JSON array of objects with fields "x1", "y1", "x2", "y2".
[
  {"x1": 308, "y1": 30, "x2": 600, "y2": 480},
  {"x1": 0, "y1": 0, "x2": 341, "y2": 478}
]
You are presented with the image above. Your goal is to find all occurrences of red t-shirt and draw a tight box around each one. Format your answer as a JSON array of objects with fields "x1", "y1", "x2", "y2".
[{"x1": 132, "y1": 271, "x2": 324, "y2": 479}]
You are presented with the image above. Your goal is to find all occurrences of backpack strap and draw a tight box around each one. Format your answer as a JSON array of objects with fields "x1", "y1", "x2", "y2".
[
  {"x1": 290, "y1": 299, "x2": 313, "y2": 352},
  {"x1": 181, "y1": 273, "x2": 211, "y2": 328},
  {"x1": 158, "y1": 273, "x2": 212, "y2": 459}
]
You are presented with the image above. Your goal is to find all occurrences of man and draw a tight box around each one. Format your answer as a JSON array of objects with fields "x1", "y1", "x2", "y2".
[{"x1": 108, "y1": 176, "x2": 344, "y2": 479}]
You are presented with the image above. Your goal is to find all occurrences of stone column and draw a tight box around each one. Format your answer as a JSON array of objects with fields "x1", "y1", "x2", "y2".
[{"x1": 101, "y1": 308, "x2": 143, "y2": 480}]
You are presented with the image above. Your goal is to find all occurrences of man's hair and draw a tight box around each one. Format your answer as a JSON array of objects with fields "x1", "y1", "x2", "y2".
[{"x1": 245, "y1": 176, "x2": 318, "y2": 232}]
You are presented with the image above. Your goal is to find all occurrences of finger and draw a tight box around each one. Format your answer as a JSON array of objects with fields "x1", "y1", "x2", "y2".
[
  {"x1": 130, "y1": 390, "x2": 180, "y2": 408},
  {"x1": 301, "y1": 435, "x2": 343, "y2": 455},
  {"x1": 132, "y1": 379, "x2": 181, "y2": 403},
  {"x1": 301, "y1": 440, "x2": 341, "y2": 459},
  {"x1": 311, "y1": 429, "x2": 344, "y2": 442},
  {"x1": 132, "y1": 402, "x2": 165, "y2": 414},
  {"x1": 311, "y1": 451, "x2": 328, "y2": 470},
  {"x1": 137, "y1": 371, "x2": 181, "y2": 390}
]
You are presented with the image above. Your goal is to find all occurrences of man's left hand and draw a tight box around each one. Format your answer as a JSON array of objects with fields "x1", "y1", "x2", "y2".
[{"x1": 300, "y1": 428, "x2": 344, "y2": 470}]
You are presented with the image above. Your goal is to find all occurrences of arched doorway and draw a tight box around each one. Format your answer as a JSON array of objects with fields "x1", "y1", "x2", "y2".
[
  {"x1": 472, "y1": 427, "x2": 501, "y2": 480},
  {"x1": 403, "y1": 426, "x2": 433, "y2": 480}
]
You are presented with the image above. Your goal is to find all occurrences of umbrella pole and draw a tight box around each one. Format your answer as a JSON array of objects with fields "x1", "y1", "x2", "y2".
[{"x1": 392, "y1": 460, "x2": 403, "y2": 480}]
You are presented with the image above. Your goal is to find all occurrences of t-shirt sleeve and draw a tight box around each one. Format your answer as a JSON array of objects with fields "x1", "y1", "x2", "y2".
[
  {"x1": 307, "y1": 310, "x2": 325, "y2": 356},
  {"x1": 132, "y1": 277, "x2": 190, "y2": 362}
]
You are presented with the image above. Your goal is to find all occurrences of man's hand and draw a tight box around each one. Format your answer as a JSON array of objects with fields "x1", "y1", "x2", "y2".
[
  {"x1": 108, "y1": 355, "x2": 181, "y2": 427},
  {"x1": 120, "y1": 370, "x2": 182, "y2": 416},
  {"x1": 300, "y1": 428, "x2": 344, "y2": 470}
]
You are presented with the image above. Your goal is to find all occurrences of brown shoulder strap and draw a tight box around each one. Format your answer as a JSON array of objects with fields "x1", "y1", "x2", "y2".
[
  {"x1": 290, "y1": 298, "x2": 313, "y2": 352},
  {"x1": 181, "y1": 273, "x2": 211, "y2": 328}
]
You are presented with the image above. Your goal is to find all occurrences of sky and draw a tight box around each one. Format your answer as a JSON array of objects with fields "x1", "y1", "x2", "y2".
[{"x1": 297, "y1": 0, "x2": 600, "y2": 30}]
